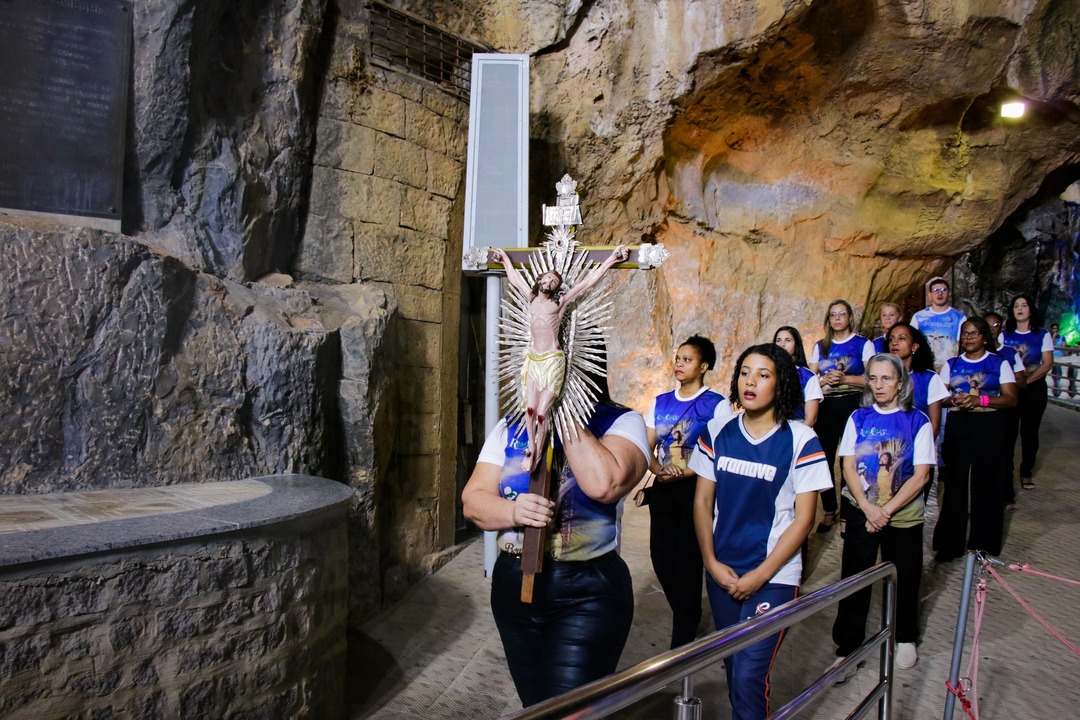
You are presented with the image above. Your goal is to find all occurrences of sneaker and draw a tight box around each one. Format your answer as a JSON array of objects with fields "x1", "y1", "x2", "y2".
[
  {"x1": 895, "y1": 642, "x2": 918, "y2": 669},
  {"x1": 832, "y1": 657, "x2": 862, "y2": 685}
]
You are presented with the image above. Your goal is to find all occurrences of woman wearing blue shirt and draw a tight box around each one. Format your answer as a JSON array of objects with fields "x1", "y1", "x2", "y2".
[
  {"x1": 691, "y1": 344, "x2": 831, "y2": 720},
  {"x1": 933, "y1": 317, "x2": 1018, "y2": 561},
  {"x1": 999, "y1": 295, "x2": 1054, "y2": 490},
  {"x1": 832, "y1": 353, "x2": 936, "y2": 671},
  {"x1": 808, "y1": 300, "x2": 875, "y2": 531},
  {"x1": 644, "y1": 335, "x2": 725, "y2": 648}
]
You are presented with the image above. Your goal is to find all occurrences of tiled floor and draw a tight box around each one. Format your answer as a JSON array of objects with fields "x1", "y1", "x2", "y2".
[
  {"x1": 0, "y1": 480, "x2": 270, "y2": 534},
  {"x1": 350, "y1": 404, "x2": 1080, "y2": 719}
]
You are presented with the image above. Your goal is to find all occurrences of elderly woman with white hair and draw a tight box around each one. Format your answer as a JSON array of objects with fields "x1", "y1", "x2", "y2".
[{"x1": 831, "y1": 353, "x2": 936, "y2": 672}]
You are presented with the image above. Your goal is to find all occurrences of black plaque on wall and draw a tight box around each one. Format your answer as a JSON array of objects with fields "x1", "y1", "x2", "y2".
[{"x1": 0, "y1": 0, "x2": 132, "y2": 229}]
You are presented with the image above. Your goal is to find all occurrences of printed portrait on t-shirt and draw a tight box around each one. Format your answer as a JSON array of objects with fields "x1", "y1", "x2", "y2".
[{"x1": 854, "y1": 436, "x2": 911, "y2": 505}]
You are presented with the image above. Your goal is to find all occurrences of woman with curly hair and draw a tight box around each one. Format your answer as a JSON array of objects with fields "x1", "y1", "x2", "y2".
[{"x1": 690, "y1": 344, "x2": 832, "y2": 720}]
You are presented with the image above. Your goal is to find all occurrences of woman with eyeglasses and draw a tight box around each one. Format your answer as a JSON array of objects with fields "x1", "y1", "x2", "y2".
[
  {"x1": 999, "y1": 295, "x2": 1054, "y2": 491},
  {"x1": 832, "y1": 354, "x2": 935, "y2": 671},
  {"x1": 808, "y1": 301, "x2": 875, "y2": 532},
  {"x1": 932, "y1": 318, "x2": 1018, "y2": 561}
]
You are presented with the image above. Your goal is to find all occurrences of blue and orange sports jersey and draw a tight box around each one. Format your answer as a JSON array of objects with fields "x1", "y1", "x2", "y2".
[{"x1": 688, "y1": 415, "x2": 832, "y2": 586}]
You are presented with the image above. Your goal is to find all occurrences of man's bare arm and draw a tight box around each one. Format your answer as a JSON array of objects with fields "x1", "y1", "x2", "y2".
[
  {"x1": 489, "y1": 249, "x2": 533, "y2": 297},
  {"x1": 561, "y1": 244, "x2": 629, "y2": 305}
]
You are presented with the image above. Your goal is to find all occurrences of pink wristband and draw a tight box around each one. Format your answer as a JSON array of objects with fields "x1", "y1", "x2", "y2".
[{"x1": 980, "y1": 395, "x2": 989, "y2": 407}]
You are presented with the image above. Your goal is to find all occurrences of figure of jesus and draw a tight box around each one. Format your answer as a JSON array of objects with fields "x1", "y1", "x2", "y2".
[{"x1": 490, "y1": 245, "x2": 629, "y2": 471}]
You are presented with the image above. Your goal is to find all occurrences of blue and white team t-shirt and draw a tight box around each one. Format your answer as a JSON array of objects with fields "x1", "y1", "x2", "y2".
[
  {"x1": 938, "y1": 352, "x2": 1016, "y2": 400},
  {"x1": 873, "y1": 335, "x2": 887, "y2": 354},
  {"x1": 478, "y1": 405, "x2": 650, "y2": 561},
  {"x1": 645, "y1": 387, "x2": 724, "y2": 472},
  {"x1": 911, "y1": 369, "x2": 950, "y2": 417},
  {"x1": 810, "y1": 335, "x2": 875, "y2": 393},
  {"x1": 839, "y1": 405, "x2": 936, "y2": 528},
  {"x1": 995, "y1": 345, "x2": 1026, "y2": 378},
  {"x1": 688, "y1": 416, "x2": 832, "y2": 586},
  {"x1": 998, "y1": 329, "x2": 1053, "y2": 374},
  {"x1": 793, "y1": 366, "x2": 824, "y2": 421},
  {"x1": 911, "y1": 307, "x2": 966, "y2": 368}
]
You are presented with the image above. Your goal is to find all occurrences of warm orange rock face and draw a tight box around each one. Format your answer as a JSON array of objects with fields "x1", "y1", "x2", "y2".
[{"x1": 456, "y1": 0, "x2": 1080, "y2": 405}]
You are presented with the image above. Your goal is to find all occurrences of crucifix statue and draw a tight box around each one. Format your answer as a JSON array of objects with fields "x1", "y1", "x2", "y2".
[{"x1": 464, "y1": 173, "x2": 669, "y2": 601}]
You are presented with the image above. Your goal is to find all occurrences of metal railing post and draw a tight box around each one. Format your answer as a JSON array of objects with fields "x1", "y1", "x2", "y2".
[
  {"x1": 673, "y1": 675, "x2": 701, "y2": 720},
  {"x1": 880, "y1": 571, "x2": 896, "y2": 719},
  {"x1": 943, "y1": 552, "x2": 978, "y2": 720}
]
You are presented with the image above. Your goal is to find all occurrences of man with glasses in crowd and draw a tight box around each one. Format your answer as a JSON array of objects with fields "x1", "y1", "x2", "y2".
[
  {"x1": 911, "y1": 277, "x2": 967, "y2": 501},
  {"x1": 911, "y1": 277, "x2": 967, "y2": 371}
]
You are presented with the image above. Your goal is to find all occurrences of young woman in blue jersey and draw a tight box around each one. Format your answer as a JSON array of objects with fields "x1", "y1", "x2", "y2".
[
  {"x1": 774, "y1": 326, "x2": 823, "y2": 427},
  {"x1": 690, "y1": 344, "x2": 831, "y2": 720},
  {"x1": 872, "y1": 303, "x2": 903, "y2": 353},
  {"x1": 1000, "y1": 295, "x2": 1054, "y2": 490},
  {"x1": 933, "y1": 318, "x2": 1018, "y2": 561},
  {"x1": 462, "y1": 373, "x2": 650, "y2": 706},
  {"x1": 644, "y1": 335, "x2": 725, "y2": 648},
  {"x1": 986, "y1": 312, "x2": 1028, "y2": 506},
  {"x1": 832, "y1": 354, "x2": 936, "y2": 671},
  {"x1": 808, "y1": 300, "x2": 875, "y2": 532}
]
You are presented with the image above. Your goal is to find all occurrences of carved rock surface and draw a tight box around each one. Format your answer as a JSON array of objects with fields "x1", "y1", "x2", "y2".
[{"x1": 0, "y1": 218, "x2": 385, "y2": 493}]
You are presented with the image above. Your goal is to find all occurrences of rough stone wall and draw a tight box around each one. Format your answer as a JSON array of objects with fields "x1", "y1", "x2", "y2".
[
  {"x1": 295, "y1": 1, "x2": 467, "y2": 610},
  {"x1": 0, "y1": 219, "x2": 362, "y2": 493},
  {"x1": 0, "y1": 516, "x2": 348, "y2": 719}
]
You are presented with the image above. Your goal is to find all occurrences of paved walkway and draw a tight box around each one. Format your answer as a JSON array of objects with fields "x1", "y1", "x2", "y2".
[{"x1": 351, "y1": 405, "x2": 1080, "y2": 719}]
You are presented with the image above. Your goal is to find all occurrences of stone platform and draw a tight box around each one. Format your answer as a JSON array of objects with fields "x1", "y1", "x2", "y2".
[{"x1": 350, "y1": 404, "x2": 1080, "y2": 720}]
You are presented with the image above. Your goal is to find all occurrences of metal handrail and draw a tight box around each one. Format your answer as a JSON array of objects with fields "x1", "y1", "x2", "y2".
[{"x1": 502, "y1": 562, "x2": 898, "y2": 720}]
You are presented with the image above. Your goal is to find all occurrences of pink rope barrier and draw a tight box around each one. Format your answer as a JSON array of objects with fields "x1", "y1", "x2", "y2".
[
  {"x1": 1006, "y1": 563, "x2": 1080, "y2": 587},
  {"x1": 985, "y1": 563, "x2": 1080, "y2": 658}
]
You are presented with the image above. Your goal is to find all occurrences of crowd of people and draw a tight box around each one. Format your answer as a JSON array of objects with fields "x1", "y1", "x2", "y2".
[{"x1": 462, "y1": 273, "x2": 1060, "y2": 718}]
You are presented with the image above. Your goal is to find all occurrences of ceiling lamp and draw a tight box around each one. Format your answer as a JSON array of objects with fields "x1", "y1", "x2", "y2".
[{"x1": 1000, "y1": 101, "x2": 1026, "y2": 118}]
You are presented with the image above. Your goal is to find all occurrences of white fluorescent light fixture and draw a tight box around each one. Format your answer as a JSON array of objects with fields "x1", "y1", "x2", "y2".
[{"x1": 1000, "y1": 101, "x2": 1025, "y2": 118}]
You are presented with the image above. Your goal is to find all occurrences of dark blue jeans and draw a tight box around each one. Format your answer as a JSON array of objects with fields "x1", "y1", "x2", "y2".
[
  {"x1": 491, "y1": 551, "x2": 634, "y2": 707},
  {"x1": 706, "y1": 577, "x2": 797, "y2": 720}
]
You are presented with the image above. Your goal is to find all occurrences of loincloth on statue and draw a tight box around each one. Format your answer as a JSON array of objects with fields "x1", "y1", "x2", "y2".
[{"x1": 520, "y1": 349, "x2": 566, "y2": 405}]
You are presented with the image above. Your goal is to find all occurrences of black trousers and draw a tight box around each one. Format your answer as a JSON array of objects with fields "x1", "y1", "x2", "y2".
[
  {"x1": 648, "y1": 478, "x2": 704, "y2": 648},
  {"x1": 1017, "y1": 378, "x2": 1048, "y2": 478},
  {"x1": 833, "y1": 503, "x2": 923, "y2": 654},
  {"x1": 1001, "y1": 408, "x2": 1019, "y2": 503},
  {"x1": 933, "y1": 411, "x2": 1006, "y2": 558},
  {"x1": 815, "y1": 392, "x2": 861, "y2": 513},
  {"x1": 491, "y1": 551, "x2": 634, "y2": 707}
]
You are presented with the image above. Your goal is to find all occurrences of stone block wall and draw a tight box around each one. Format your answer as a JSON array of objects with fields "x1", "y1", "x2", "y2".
[
  {"x1": 0, "y1": 515, "x2": 347, "y2": 719},
  {"x1": 296, "y1": 2, "x2": 467, "y2": 613}
]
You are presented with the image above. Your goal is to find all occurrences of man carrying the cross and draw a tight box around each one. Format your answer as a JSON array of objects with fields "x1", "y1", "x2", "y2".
[{"x1": 489, "y1": 244, "x2": 630, "y2": 471}]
